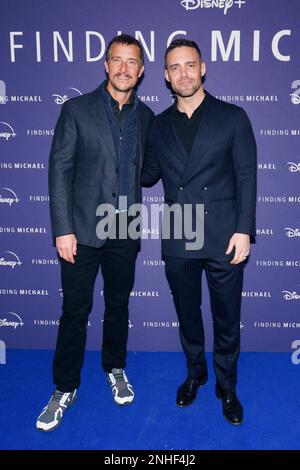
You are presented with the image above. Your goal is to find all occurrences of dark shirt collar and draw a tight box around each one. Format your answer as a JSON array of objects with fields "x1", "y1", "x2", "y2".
[
  {"x1": 173, "y1": 91, "x2": 207, "y2": 119},
  {"x1": 100, "y1": 79, "x2": 137, "y2": 111}
]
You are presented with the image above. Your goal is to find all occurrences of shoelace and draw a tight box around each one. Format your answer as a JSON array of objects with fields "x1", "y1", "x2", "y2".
[
  {"x1": 47, "y1": 391, "x2": 70, "y2": 411},
  {"x1": 109, "y1": 370, "x2": 130, "y2": 392}
]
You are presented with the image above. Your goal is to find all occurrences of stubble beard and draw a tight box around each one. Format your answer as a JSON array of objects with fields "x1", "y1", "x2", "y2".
[{"x1": 175, "y1": 80, "x2": 202, "y2": 99}]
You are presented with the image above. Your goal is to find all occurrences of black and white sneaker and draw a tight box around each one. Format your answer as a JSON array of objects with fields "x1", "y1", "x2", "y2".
[
  {"x1": 107, "y1": 368, "x2": 134, "y2": 405},
  {"x1": 36, "y1": 389, "x2": 77, "y2": 432}
]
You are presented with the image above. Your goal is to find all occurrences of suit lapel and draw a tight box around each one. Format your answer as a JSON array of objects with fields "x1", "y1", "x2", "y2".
[
  {"x1": 180, "y1": 92, "x2": 230, "y2": 185},
  {"x1": 157, "y1": 93, "x2": 231, "y2": 181},
  {"x1": 89, "y1": 88, "x2": 118, "y2": 165},
  {"x1": 157, "y1": 108, "x2": 187, "y2": 170}
]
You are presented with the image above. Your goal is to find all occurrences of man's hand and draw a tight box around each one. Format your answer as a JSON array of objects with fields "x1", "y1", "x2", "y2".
[
  {"x1": 56, "y1": 234, "x2": 77, "y2": 264},
  {"x1": 226, "y1": 233, "x2": 250, "y2": 265}
]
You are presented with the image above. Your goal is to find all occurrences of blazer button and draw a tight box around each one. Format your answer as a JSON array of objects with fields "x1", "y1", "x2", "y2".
[
  {"x1": 178, "y1": 186, "x2": 183, "y2": 191},
  {"x1": 204, "y1": 210, "x2": 209, "y2": 215},
  {"x1": 203, "y1": 186, "x2": 208, "y2": 191},
  {"x1": 168, "y1": 163, "x2": 173, "y2": 169},
  {"x1": 112, "y1": 192, "x2": 116, "y2": 198},
  {"x1": 209, "y1": 163, "x2": 215, "y2": 168},
  {"x1": 115, "y1": 168, "x2": 119, "y2": 174}
]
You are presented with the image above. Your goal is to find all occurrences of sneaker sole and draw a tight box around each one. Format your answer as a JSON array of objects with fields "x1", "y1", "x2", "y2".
[
  {"x1": 113, "y1": 396, "x2": 135, "y2": 406},
  {"x1": 36, "y1": 395, "x2": 77, "y2": 432}
]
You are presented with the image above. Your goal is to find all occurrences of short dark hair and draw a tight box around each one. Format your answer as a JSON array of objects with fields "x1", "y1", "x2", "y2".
[
  {"x1": 106, "y1": 34, "x2": 144, "y2": 65},
  {"x1": 165, "y1": 39, "x2": 202, "y2": 68}
]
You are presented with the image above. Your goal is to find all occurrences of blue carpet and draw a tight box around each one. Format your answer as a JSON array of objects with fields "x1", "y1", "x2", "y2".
[{"x1": 0, "y1": 350, "x2": 299, "y2": 450}]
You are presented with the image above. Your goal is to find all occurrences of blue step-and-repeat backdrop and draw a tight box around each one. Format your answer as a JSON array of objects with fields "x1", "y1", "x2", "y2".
[{"x1": 0, "y1": 0, "x2": 299, "y2": 352}]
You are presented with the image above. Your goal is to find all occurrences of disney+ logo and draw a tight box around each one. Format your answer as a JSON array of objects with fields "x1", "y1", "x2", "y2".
[{"x1": 181, "y1": 0, "x2": 246, "y2": 15}]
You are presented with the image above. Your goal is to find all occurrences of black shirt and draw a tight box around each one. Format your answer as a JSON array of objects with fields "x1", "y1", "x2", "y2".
[
  {"x1": 172, "y1": 94, "x2": 207, "y2": 156},
  {"x1": 109, "y1": 91, "x2": 134, "y2": 135}
]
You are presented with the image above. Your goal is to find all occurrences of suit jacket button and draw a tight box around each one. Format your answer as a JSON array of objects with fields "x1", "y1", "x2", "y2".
[
  {"x1": 204, "y1": 210, "x2": 209, "y2": 215},
  {"x1": 115, "y1": 168, "x2": 119, "y2": 173},
  {"x1": 112, "y1": 192, "x2": 116, "y2": 197},
  {"x1": 168, "y1": 163, "x2": 173, "y2": 169},
  {"x1": 209, "y1": 163, "x2": 215, "y2": 168},
  {"x1": 203, "y1": 186, "x2": 208, "y2": 191},
  {"x1": 179, "y1": 186, "x2": 183, "y2": 191}
]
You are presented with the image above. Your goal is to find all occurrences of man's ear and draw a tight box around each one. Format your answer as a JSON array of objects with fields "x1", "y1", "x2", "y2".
[
  {"x1": 200, "y1": 61, "x2": 206, "y2": 77},
  {"x1": 104, "y1": 61, "x2": 109, "y2": 74},
  {"x1": 165, "y1": 68, "x2": 170, "y2": 82}
]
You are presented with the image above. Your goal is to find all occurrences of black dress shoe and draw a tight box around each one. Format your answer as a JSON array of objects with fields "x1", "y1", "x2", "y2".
[
  {"x1": 176, "y1": 376, "x2": 207, "y2": 407},
  {"x1": 216, "y1": 385, "x2": 243, "y2": 425}
]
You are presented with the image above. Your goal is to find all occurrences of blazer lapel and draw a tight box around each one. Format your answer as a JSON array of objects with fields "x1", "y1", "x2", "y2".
[
  {"x1": 156, "y1": 108, "x2": 187, "y2": 171},
  {"x1": 89, "y1": 88, "x2": 118, "y2": 165},
  {"x1": 180, "y1": 92, "x2": 230, "y2": 185}
]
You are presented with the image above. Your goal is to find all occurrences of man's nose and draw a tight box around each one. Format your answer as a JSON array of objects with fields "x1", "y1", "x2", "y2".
[
  {"x1": 180, "y1": 66, "x2": 188, "y2": 77},
  {"x1": 120, "y1": 61, "x2": 128, "y2": 73}
]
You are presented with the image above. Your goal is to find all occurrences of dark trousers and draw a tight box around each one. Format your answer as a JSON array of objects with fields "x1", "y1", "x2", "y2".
[
  {"x1": 164, "y1": 256, "x2": 245, "y2": 390},
  {"x1": 53, "y1": 237, "x2": 138, "y2": 392}
]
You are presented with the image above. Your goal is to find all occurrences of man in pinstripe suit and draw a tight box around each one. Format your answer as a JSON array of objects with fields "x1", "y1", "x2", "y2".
[{"x1": 142, "y1": 39, "x2": 257, "y2": 425}]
